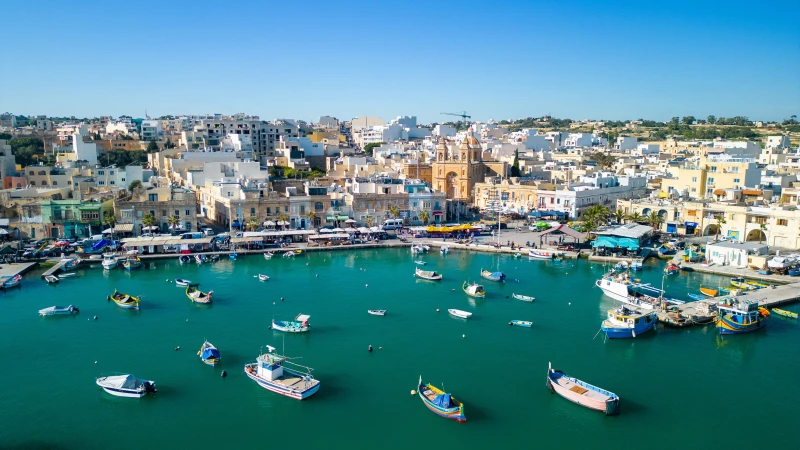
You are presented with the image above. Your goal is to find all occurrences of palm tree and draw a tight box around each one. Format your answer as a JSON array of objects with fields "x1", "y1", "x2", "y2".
[
  {"x1": 419, "y1": 210, "x2": 430, "y2": 225},
  {"x1": 583, "y1": 204, "x2": 610, "y2": 225},
  {"x1": 613, "y1": 209, "x2": 625, "y2": 224},
  {"x1": 759, "y1": 222, "x2": 767, "y2": 244},
  {"x1": 714, "y1": 214, "x2": 726, "y2": 241},
  {"x1": 167, "y1": 214, "x2": 180, "y2": 231},
  {"x1": 306, "y1": 211, "x2": 317, "y2": 229},
  {"x1": 626, "y1": 212, "x2": 644, "y2": 224},
  {"x1": 142, "y1": 213, "x2": 156, "y2": 233},
  {"x1": 388, "y1": 205, "x2": 400, "y2": 219},
  {"x1": 277, "y1": 212, "x2": 290, "y2": 230},
  {"x1": 364, "y1": 216, "x2": 373, "y2": 228},
  {"x1": 647, "y1": 211, "x2": 664, "y2": 231},
  {"x1": 103, "y1": 210, "x2": 116, "y2": 240},
  {"x1": 246, "y1": 216, "x2": 259, "y2": 231}
]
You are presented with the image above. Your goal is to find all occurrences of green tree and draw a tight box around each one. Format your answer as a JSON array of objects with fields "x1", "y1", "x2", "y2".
[
  {"x1": 388, "y1": 205, "x2": 400, "y2": 219},
  {"x1": 246, "y1": 216, "x2": 259, "y2": 231},
  {"x1": 167, "y1": 214, "x2": 181, "y2": 230},
  {"x1": 706, "y1": 115, "x2": 716, "y2": 125},
  {"x1": 142, "y1": 213, "x2": 157, "y2": 232},
  {"x1": 613, "y1": 209, "x2": 626, "y2": 224},
  {"x1": 418, "y1": 210, "x2": 430, "y2": 225},
  {"x1": 128, "y1": 179, "x2": 143, "y2": 191},
  {"x1": 647, "y1": 211, "x2": 664, "y2": 231},
  {"x1": 102, "y1": 210, "x2": 116, "y2": 237},
  {"x1": 306, "y1": 211, "x2": 317, "y2": 228},
  {"x1": 510, "y1": 149, "x2": 521, "y2": 177},
  {"x1": 363, "y1": 142, "x2": 384, "y2": 155},
  {"x1": 759, "y1": 222, "x2": 767, "y2": 244},
  {"x1": 626, "y1": 212, "x2": 644, "y2": 224},
  {"x1": 146, "y1": 141, "x2": 159, "y2": 152},
  {"x1": 681, "y1": 116, "x2": 696, "y2": 125},
  {"x1": 277, "y1": 212, "x2": 290, "y2": 229},
  {"x1": 163, "y1": 138, "x2": 176, "y2": 149},
  {"x1": 714, "y1": 214, "x2": 726, "y2": 241}
]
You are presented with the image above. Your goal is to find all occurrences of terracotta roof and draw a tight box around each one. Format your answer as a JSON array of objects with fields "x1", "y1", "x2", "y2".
[
  {"x1": 713, "y1": 189, "x2": 726, "y2": 195},
  {"x1": 742, "y1": 189, "x2": 762, "y2": 196}
]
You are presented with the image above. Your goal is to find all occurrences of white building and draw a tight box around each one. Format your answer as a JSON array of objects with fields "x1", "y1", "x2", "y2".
[
  {"x1": 615, "y1": 136, "x2": 638, "y2": 151},
  {"x1": 140, "y1": 120, "x2": 162, "y2": 141},
  {"x1": 634, "y1": 143, "x2": 660, "y2": 156},
  {"x1": 433, "y1": 124, "x2": 457, "y2": 138},
  {"x1": 765, "y1": 135, "x2": 791, "y2": 150},
  {"x1": 72, "y1": 125, "x2": 98, "y2": 165},
  {"x1": 705, "y1": 241, "x2": 768, "y2": 268}
]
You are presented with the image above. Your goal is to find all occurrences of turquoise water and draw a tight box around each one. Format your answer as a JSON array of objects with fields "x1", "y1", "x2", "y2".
[{"x1": 1, "y1": 249, "x2": 798, "y2": 449}]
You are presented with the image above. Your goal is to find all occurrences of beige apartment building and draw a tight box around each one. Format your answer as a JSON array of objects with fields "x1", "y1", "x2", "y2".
[{"x1": 660, "y1": 155, "x2": 760, "y2": 199}]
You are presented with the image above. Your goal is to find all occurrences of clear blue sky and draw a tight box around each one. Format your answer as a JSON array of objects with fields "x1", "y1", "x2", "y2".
[{"x1": 2, "y1": 0, "x2": 798, "y2": 123}]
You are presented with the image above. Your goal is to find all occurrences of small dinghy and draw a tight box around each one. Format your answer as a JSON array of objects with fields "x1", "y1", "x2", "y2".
[
  {"x1": 263, "y1": 252, "x2": 274, "y2": 260},
  {"x1": 1, "y1": 274, "x2": 22, "y2": 289},
  {"x1": 186, "y1": 285, "x2": 212, "y2": 304},
  {"x1": 229, "y1": 252, "x2": 238, "y2": 260},
  {"x1": 102, "y1": 255, "x2": 118, "y2": 270},
  {"x1": 480, "y1": 269, "x2": 506, "y2": 282},
  {"x1": 771, "y1": 308, "x2": 798, "y2": 319},
  {"x1": 462, "y1": 281, "x2": 485, "y2": 298},
  {"x1": 546, "y1": 363, "x2": 619, "y2": 415},
  {"x1": 44, "y1": 275, "x2": 60, "y2": 284},
  {"x1": 367, "y1": 309, "x2": 386, "y2": 316},
  {"x1": 448, "y1": 309, "x2": 472, "y2": 319},
  {"x1": 271, "y1": 314, "x2": 311, "y2": 332},
  {"x1": 509, "y1": 320, "x2": 532, "y2": 328},
  {"x1": 108, "y1": 290, "x2": 140, "y2": 309},
  {"x1": 257, "y1": 274, "x2": 270, "y2": 281},
  {"x1": 195, "y1": 254, "x2": 208, "y2": 264},
  {"x1": 39, "y1": 305, "x2": 79, "y2": 316},
  {"x1": 415, "y1": 267, "x2": 443, "y2": 281},
  {"x1": 414, "y1": 260, "x2": 427, "y2": 265},
  {"x1": 198, "y1": 340, "x2": 220, "y2": 366},
  {"x1": 512, "y1": 293, "x2": 535, "y2": 302},
  {"x1": 178, "y1": 255, "x2": 192, "y2": 264},
  {"x1": 175, "y1": 278, "x2": 192, "y2": 287},
  {"x1": 96, "y1": 374, "x2": 156, "y2": 398}
]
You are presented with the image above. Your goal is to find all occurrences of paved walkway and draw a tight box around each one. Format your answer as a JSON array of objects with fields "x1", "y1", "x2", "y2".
[{"x1": 0, "y1": 261, "x2": 37, "y2": 279}]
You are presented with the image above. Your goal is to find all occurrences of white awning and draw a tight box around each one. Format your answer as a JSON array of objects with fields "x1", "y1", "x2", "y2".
[{"x1": 295, "y1": 314, "x2": 310, "y2": 322}]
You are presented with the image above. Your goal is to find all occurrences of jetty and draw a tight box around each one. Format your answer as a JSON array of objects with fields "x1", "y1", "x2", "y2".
[
  {"x1": 41, "y1": 260, "x2": 68, "y2": 278},
  {"x1": 0, "y1": 261, "x2": 37, "y2": 280}
]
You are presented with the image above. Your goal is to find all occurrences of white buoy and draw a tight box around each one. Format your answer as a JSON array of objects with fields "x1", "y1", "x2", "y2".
[
  {"x1": 462, "y1": 334, "x2": 466, "y2": 338},
  {"x1": 365, "y1": 284, "x2": 368, "y2": 287},
  {"x1": 411, "y1": 389, "x2": 417, "y2": 395},
  {"x1": 568, "y1": 302, "x2": 571, "y2": 306},
  {"x1": 186, "y1": 319, "x2": 188, "y2": 322},
  {"x1": 316, "y1": 274, "x2": 318, "y2": 277},
  {"x1": 273, "y1": 302, "x2": 276, "y2": 305},
  {"x1": 436, "y1": 308, "x2": 440, "y2": 312},
  {"x1": 95, "y1": 361, "x2": 97, "y2": 364}
]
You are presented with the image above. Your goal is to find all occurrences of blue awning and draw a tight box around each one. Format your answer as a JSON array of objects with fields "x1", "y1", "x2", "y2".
[
  {"x1": 232, "y1": 220, "x2": 241, "y2": 228},
  {"x1": 684, "y1": 222, "x2": 698, "y2": 227},
  {"x1": 666, "y1": 224, "x2": 677, "y2": 233},
  {"x1": 528, "y1": 210, "x2": 567, "y2": 218}
]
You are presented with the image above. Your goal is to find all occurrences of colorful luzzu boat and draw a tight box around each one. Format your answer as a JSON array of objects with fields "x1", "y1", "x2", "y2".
[
  {"x1": 716, "y1": 299, "x2": 768, "y2": 335},
  {"x1": 417, "y1": 376, "x2": 466, "y2": 422}
]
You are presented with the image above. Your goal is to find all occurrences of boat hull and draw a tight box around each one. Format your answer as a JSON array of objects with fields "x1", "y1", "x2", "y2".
[
  {"x1": 601, "y1": 321, "x2": 655, "y2": 338},
  {"x1": 99, "y1": 386, "x2": 146, "y2": 398},
  {"x1": 547, "y1": 368, "x2": 619, "y2": 416},
  {"x1": 271, "y1": 320, "x2": 310, "y2": 332},
  {"x1": 716, "y1": 316, "x2": 766, "y2": 334},
  {"x1": 418, "y1": 383, "x2": 465, "y2": 422},
  {"x1": 245, "y1": 368, "x2": 319, "y2": 400},
  {"x1": 528, "y1": 250, "x2": 554, "y2": 259}
]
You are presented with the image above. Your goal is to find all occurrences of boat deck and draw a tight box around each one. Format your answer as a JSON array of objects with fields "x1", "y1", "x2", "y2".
[{"x1": 553, "y1": 377, "x2": 611, "y2": 402}]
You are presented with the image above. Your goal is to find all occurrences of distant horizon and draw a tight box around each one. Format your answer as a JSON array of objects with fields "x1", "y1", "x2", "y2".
[{"x1": 2, "y1": 0, "x2": 798, "y2": 123}]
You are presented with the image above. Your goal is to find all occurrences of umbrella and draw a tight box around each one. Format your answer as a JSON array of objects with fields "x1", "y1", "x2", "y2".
[
  {"x1": 344, "y1": 219, "x2": 357, "y2": 223},
  {"x1": 346, "y1": 228, "x2": 358, "y2": 233},
  {"x1": 358, "y1": 227, "x2": 371, "y2": 233},
  {"x1": 319, "y1": 228, "x2": 333, "y2": 233},
  {"x1": 276, "y1": 221, "x2": 289, "y2": 225},
  {"x1": 102, "y1": 228, "x2": 113, "y2": 234},
  {"x1": 331, "y1": 228, "x2": 345, "y2": 232},
  {"x1": 263, "y1": 221, "x2": 276, "y2": 226},
  {"x1": 536, "y1": 222, "x2": 548, "y2": 227},
  {"x1": 143, "y1": 226, "x2": 159, "y2": 231},
  {"x1": 369, "y1": 226, "x2": 382, "y2": 232}
]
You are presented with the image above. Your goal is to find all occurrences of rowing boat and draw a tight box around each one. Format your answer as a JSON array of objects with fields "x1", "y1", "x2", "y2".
[
  {"x1": 186, "y1": 285, "x2": 213, "y2": 304},
  {"x1": 546, "y1": 362, "x2": 619, "y2": 415},
  {"x1": 415, "y1": 267, "x2": 442, "y2": 281},
  {"x1": 367, "y1": 309, "x2": 386, "y2": 316},
  {"x1": 417, "y1": 376, "x2": 466, "y2": 422},
  {"x1": 771, "y1": 308, "x2": 798, "y2": 319},
  {"x1": 509, "y1": 320, "x2": 532, "y2": 327},
  {"x1": 512, "y1": 293, "x2": 535, "y2": 302}
]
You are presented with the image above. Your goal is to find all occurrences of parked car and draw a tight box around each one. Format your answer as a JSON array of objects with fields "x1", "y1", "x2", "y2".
[{"x1": 489, "y1": 223, "x2": 508, "y2": 230}]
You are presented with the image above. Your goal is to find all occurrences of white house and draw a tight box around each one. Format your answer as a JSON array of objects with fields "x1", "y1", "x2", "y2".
[
  {"x1": 140, "y1": 120, "x2": 162, "y2": 141},
  {"x1": 705, "y1": 241, "x2": 768, "y2": 268}
]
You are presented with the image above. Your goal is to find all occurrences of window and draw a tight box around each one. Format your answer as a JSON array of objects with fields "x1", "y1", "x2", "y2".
[
  {"x1": 250, "y1": 207, "x2": 256, "y2": 216},
  {"x1": 284, "y1": 206, "x2": 288, "y2": 212},
  {"x1": 174, "y1": 210, "x2": 179, "y2": 217},
  {"x1": 778, "y1": 219, "x2": 788, "y2": 226},
  {"x1": 98, "y1": 170, "x2": 105, "y2": 175},
  {"x1": 314, "y1": 202, "x2": 323, "y2": 212},
  {"x1": 710, "y1": 166, "x2": 717, "y2": 173},
  {"x1": 29, "y1": 181, "x2": 35, "y2": 185},
  {"x1": 53, "y1": 181, "x2": 57, "y2": 185},
  {"x1": 42, "y1": 180, "x2": 48, "y2": 185},
  {"x1": 110, "y1": 181, "x2": 115, "y2": 185},
  {"x1": 161, "y1": 210, "x2": 167, "y2": 217},
  {"x1": 691, "y1": 177, "x2": 697, "y2": 182},
  {"x1": 28, "y1": 171, "x2": 33, "y2": 175},
  {"x1": 707, "y1": 177, "x2": 714, "y2": 183},
  {"x1": 121, "y1": 178, "x2": 125, "y2": 182},
  {"x1": 267, "y1": 207, "x2": 271, "y2": 215},
  {"x1": 300, "y1": 205, "x2": 305, "y2": 214},
  {"x1": 110, "y1": 171, "x2": 114, "y2": 175},
  {"x1": 38, "y1": 171, "x2": 45, "y2": 175},
  {"x1": 67, "y1": 181, "x2": 71, "y2": 185},
  {"x1": 148, "y1": 194, "x2": 158, "y2": 201},
  {"x1": 733, "y1": 178, "x2": 740, "y2": 183},
  {"x1": 98, "y1": 181, "x2": 104, "y2": 186}
]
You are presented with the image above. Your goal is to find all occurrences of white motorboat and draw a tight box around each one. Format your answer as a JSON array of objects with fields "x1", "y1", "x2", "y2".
[
  {"x1": 101, "y1": 254, "x2": 118, "y2": 270},
  {"x1": 414, "y1": 260, "x2": 427, "y2": 265},
  {"x1": 440, "y1": 246, "x2": 450, "y2": 254},
  {"x1": 411, "y1": 245, "x2": 423, "y2": 254},
  {"x1": 257, "y1": 274, "x2": 270, "y2": 281},
  {"x1": 512, "y1": 293, "x2": 535, "y2": 302},
  {"x1": 367, "y1": 309, "x2": 386, "y2": 316},
  {"x1": 264, "y1": 252, "x2": 274, "y2": 260},
  {"x1": 175, "y1": 278, "x2": 192, "y2": 287},
  {"x1": 44, "y1": 275, "x2": 59, "y2": 284},
  {"x1": 39, "y1": 305, "x2": 79, "y2": 316},
  {"x1": 96, "y1": 374, "x2": 157, "y2": 398},
  {"x1": 448, "y1": 309, "x2": 473, "y2": 319}
]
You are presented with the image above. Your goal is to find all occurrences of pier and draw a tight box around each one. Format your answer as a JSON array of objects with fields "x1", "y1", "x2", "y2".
[
  {"x1": 41, "y1": 260, "x2": 68, "y2": 278},
  {"x1": 0, "y1": 261, "x2": 38, "y2": 280}
]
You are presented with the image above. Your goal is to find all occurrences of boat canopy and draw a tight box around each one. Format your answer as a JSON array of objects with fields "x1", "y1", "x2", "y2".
[
  {"x1": 295, "y1": 314, "x2": 310, "y2": 322},
  {"x1": 593, "y1": 236, "x2": 640, "y2": 250},
  {"x1": 201, "y1": 348, "x2": 220, "y2": 359},
  {"x1": 103, "y1": 374, "x2": 142, "y2": 389},
  {"x1": 432, "y1": 393, "x2": 452, "y2": 408},
  {"x1": 489, "y1": 271, "x2": 504, "y2": 279}
]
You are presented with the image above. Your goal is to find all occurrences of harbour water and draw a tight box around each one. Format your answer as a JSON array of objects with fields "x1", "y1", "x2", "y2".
[{"x1": 1, "y1": 248, "x2": 798, "y2": 449}]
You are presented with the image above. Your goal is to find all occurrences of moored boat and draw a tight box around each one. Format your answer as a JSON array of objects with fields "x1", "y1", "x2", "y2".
[
  {"x1": 601, "y1": 305, "x2": 657, "y2": 339},
  {"x1": 367, "y1": 309, "x2": 386, "y2": 316},
  {"x1": 178, "y1": 255, "x2": 192, "y2": 264},
  {"x1": 229, "y1": 252, "x2": 238, "y2": 260},
  {"x1": 175, "y1": 278, "x2": 192, "y2": 287},
  {"x1": 512, "y1": 293, "x2": 535, "y2": 302},
  {"x1": 509, "y1": 320, "x2": 532, "y2": 327},
  {"x1": 630, "y1": 258, "x2": 643, "y2": 271},
  {"x1": 271, "y1": 314, "x2": 311, "y2": 332},
  {"x1": 595, "y1": 272, "x2": 683, "y2": 310},
  {"x1": 788, "y1": 268, "x2": 800, "y2": 277},
  {"x1": 96, "y1": 374, "x2": 156, "y2": 398},
  {"x1": 462, "y1": 281, "x2": 485, "y2": 298},
  {"x1": 699, "y1": 286, "x2": 719, "y2": 297},
  {"x1": 529, "y1": 248, "x2": 555, "y2": 259},
  {"x1": 62, "y1": 257, "x2": 80, "y2": 271},
  {"x1": 729, "y1": 277, "x2": 755, "y2": 290},
  {"x1": 716, "y1": 299, "x2": 767, "y2": 335},
  {"x1": 39, "y1": 305, "x2": 79, "y2": 316},
  {"x1": 417, "y1": 376, "x2": 466, "y2": 422},
  {"x1": 186, "y1": 285, "x2": 213, "y2": 304},
  {"x1": 414, "y1": 260, "x2": 427, "y2": 265},
  {"x1": 102, "y1": 254, "x2": 118, "y2": 270},
  {"x1": 746, "y1": 280, "x2": 768, "y2": 289},
  {"x1": 244, "y1": 346, "x2": 320, "y2": 400},
  {"x1": 1, "y1": 274, "x2": 22, "y2": 289},
  {"x1": 195, "y1": 254, "x2": 208, "y2": 264},
  {"x1": 263, "y1": 252, "x2": 274, "y2": 260},
  {"x1": 108, "y1": 290, "x2": 140, "y2": 309},
  {"x1": 440, "y1": 246, "x2": 450, "y2": 254},
  {"x1": 480, "y1": 269, "x2": 505, "y2": 282},
  {"x1": 664, "y1": 263, "x2": 680, "y2": 275},
  {"x1": 771, "y1": 308, "x2": 798, "y2": 319},
  {"x1": 257, "y1": 274, "x2": 270, "y2": 281},
  {"x1": 448, "y1": 309, "x2": 472, "y2": 319},
  {"x1": 546, "y1": 363, "x2": 619, "y2": 415},
  {"x1": 415, "y1": 267, "x2": 443, "y2": 281},
  {"x1": 44, "y1": 275, "x2": 59, "y2": 284},
  {"x1": 122, "y1": 256, "x2": 141, "y2": 270},
  {"x1": 198, "y1": 340, "x2": 220, "y2": 366}
]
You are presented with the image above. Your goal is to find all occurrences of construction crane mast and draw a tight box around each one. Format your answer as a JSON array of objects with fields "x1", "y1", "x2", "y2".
[{"x1": 440, "y1": 111, "x2": 471, "y2": 130}]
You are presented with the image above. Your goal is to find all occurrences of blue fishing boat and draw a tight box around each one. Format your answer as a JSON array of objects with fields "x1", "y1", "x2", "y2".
[
  {"x1": 229, "y1": 252, "x2": 238, "y2": 260},
  {"x1": 788, "y1": 268, "x2": 800, "y2": 277},
  {"x1": 509, "y1": 320, "x2": 532, "y2": 328},
  {"x1": 62, "y1": 257, "x2": 81, "y2": 271},
  {"x1": 244, "y1": 346, "x2": 320, "y2": 400},
  {"x1": 417, "y1": 376, "x2": 466, "y2": 422},
  {"x1": 480, "y1": 269, "x2": 505, "y2": 282},
  {"x1": 198, "y1": 340, "x2": 220, "y2": 366},
  {"x1": 271, "y1": 314, "x2": 311, "y2": 333},
  {"x1": 122, "y1": 256, "x2": 141, "y2": 270},
  {"x1": 601, "y1": 305, "x2": 657, "y2": 339},
  {"x1": 630, "y1": 258, "x2": 643, "y2": 271},
  {"x1": 1, "y1": 274, "x2": 22, "y2": 289},
  {"x1": 716, "y1": 299, "x2": 768, "y2": 335}
]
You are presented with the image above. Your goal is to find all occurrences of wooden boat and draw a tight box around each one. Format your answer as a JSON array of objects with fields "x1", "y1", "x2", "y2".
[
  {"x1": 175, "y1": 278, "x2": 192, "y2": 287},
  {"x1": 716, "y1": 299, "x2": 767, "y2": 335},
  {"x1": 529, "y1": 248, "x2": 555, "y2": 259},
  {"x1": 263, "y1": 252, "x2": 274, "y2": 260},
  {"x1": 44, "y1": 275, "x2": 59, "y2": 284},
  {"x1": 417, "y1": 376, "x2": 466, "y2": 422},
  {"x1": 257, "y1": 274, "x2": 270, "y2": 281},
  {"x1": 448, "y1": 309, "x2": 472, "y2": 319},
  {"x1": 1, "y1": 274, "x2": 22, "y2": 289},
  {"x1": 746, "y1": 280, "x2": 768, "y2": 289},
  {"x1": 367, "y1": 309, "x2": 386, "y2": 316},
  {"x1": 96, "y1": 374, "x2": 156, "y2": 398},
  {"x1": 186, "y1": 285, "x2": 213, "y2": 304},
  {"x1": 601, "y1": 305, "x2": 658, "y2": 339},
  {"x1": 122, "y1": 256, "x2": 141, "y2": 270},
  {"x1": 664, "y1": 263, "x2": 680, "y2": 275},
  {"x1": 462, "y1": 281, "x2": 485, "y2": 298},
  {"x1": 39, "y1": 305, "x2": 79, "y2": 316},
  {"x1": 178, "y1": 255, "x2": 192, "y2": 264},
  {"x1": 509, "y1": 320, "x2": 532, "y2": 327},
  {"x1": 415, "y1": 267, "x2": 442, "y2": 281},
  {"x1": 772, "y1": 308, "x2": 798, "y2": 319},
  {"x1": 108, "y1": 290, "x2": 140, "y2": 309},
  {"x1": 244, "y1": 346, "x2": 320, "y2": 400},
  {"x1": 699, "y1": 286, "x2": 718, "y2": 297},
  {"x1": 512, "y1": 293, "x2": 535, "y2": 302},
  {"x1": 788, "y1": 268, "x2": 800, "y2": 277},
  {"x1": 271, "y1": 314, "x2": 311, "y2": 332},
  {"x1": 480, "y1": 269, "x2": 506, "y2": 282},
  {"x1": 283, "y1": 250, "x2": 302, "y2": 258},
  {"x1": 62, "y1": 258, "x2": 80, "y2": 271},
  {"x1": 229, "y1": 252, "x2": 238, "y2": 260},
  {"x1": 730, "y1": 277, "x2": 754, "y2": 290},
  {"x1": 688, "y1": 293, "x2": 706, "y2": 301},
  {"x1": 414, "y1": 260, "x2": 427, "y2": 266},
  {"x1": 198, "y1": 340, "x2": 220, "y2": 366},
  {"x1": 547, "y1": 363, "x2": 619, "y2": 415}
]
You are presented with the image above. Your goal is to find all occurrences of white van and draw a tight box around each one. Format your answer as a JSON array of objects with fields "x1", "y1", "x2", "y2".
[{"x1": 382, "y1": 219, "x2": 403, "y2": 230}]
